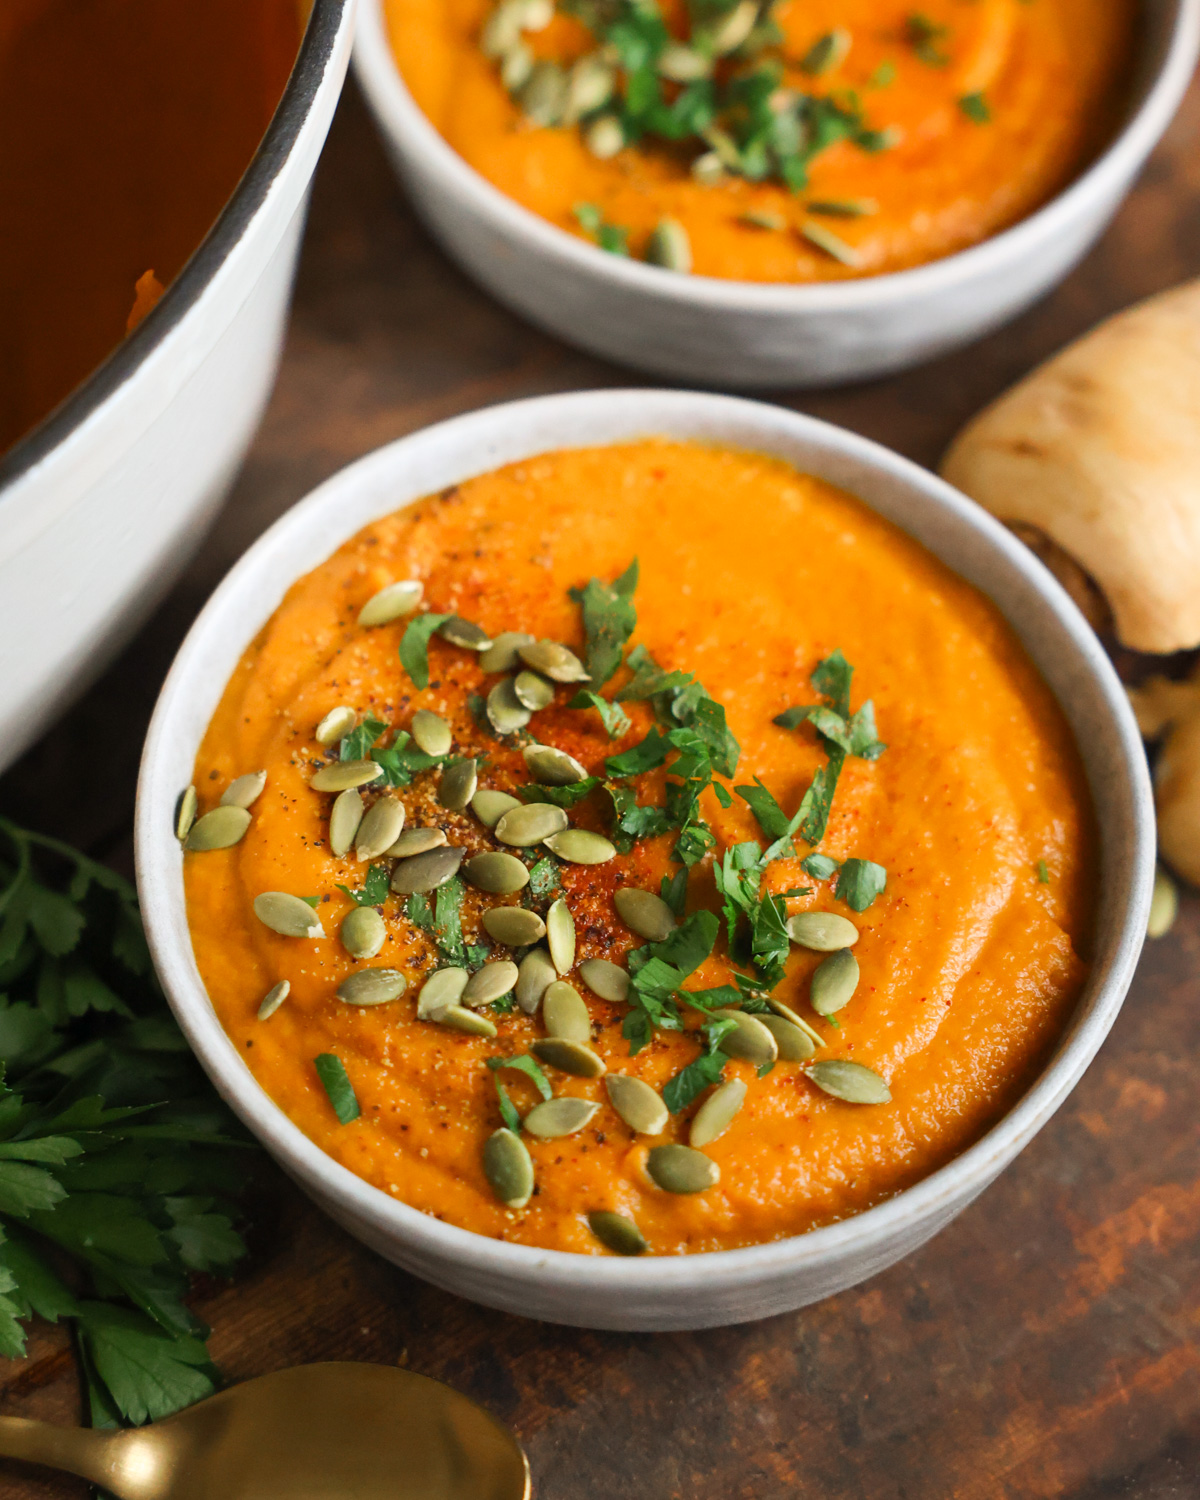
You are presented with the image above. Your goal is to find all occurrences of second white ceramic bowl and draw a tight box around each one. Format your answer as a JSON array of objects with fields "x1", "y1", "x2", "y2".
[
  {"x1": 136, "y1": 390, "x2": 1153, "y2": 1331},
  {"x1": 353, "y1": 0, "x2": 1200, "y2": 388}
]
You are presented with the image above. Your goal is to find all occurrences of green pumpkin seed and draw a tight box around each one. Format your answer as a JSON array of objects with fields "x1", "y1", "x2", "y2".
[
  {"x1": 184, "y1": 805, "x2": 251, "y2": 851},
  {"x1": 481, "y1": 2, "x2": 523, "y2": 57},
  {"x1": 386, "y1": 825, "x2": 446, "y2": 858},
  {"x1": 315, "y1": 705, "x2": 357, "y2": 746},
  {"x1": 417, "y1": 967, "x2": 469, "y2": 1019},
  {"x1": 411, "y1": 709, "x2": 452, "y2": 757},
  {"x1": 787, "y1": 911, "x2": 860, "y2": 951},
  {"x1": 542, "y1": 981, "x2": 591, "y2": 1043},
  {"x1": 698, "y1": 0, "x2": 757, "y2": 53},
  {"x1": 545, "y1": 898, "x2": 575, "y2": 974},
  {"x1": 483, "y1": 1128, "x2": 534, "y2": 1208},
  {"x1": 495, "y1": 802, "x2": 568, "y2": 847},
  {"x1": 220, "y1": 770, "x2": 266, "y2": 809},
  {"x1": 356, "y1": 797, "x2": 405, "y2": 861},
  {"x1": 711, "y1": 1008, "x2": 777, "y2": 1067},
  {"x1": 604, "y1": 1074, "x2": 667, "y2": 1135},
  {"x1": 479, "y1": 632, "x2": 536, "y2": 673},
  {"x1": 518, "y1": 60, "x2": 567, "y2": 125},
  {"x1": 463, "y1": 960, "x2": 519, "y2": 1008},
  {"x1": 358, "y1": 579, "x2": 423, "y2": 627},
  {"x1": 761, "y1": 1014, "x2": 816, "y2": 1062},
  {"x1": 614, "y1": 887, "x2": 676, "y2": 942},
  {"x1": 531, "y1": 1038, "x2": 606, "y2": 1078},
  {"x1": 516, "y1": 946, "x2": 556, "y2": 1014},
  {"x1": 579, "y1": 958, "x2": 629, "y2": 1004},
  {"x1": 1148, "y1": 866, "x2": 1178, "y2": 939},
  {"x1": 253, "y1": 892, "x2": 324, "y2": 939},
  {"x1": 766, "y1": 996, "x2": 824, "y2": 1048},
  {"x1": 175, "y1": 786, "x2": 197, "y2": 842},
  {"x1": 471, "y1": 789, "x2": 522, "y2": 828},
  {"x1": 499, "y1": 40, "x2": 532, "y2": 89},
  {"x1": 438, "y1": 758, "x2": 478, "y2": 810},
  {"x1": 329, "y1": 788, "x2": 364, "y2": 857},
  {"x1": 691, "y1": 150, "x2": 724, "y2": 186},
  {"x1": 513, "y1": 670, "x2": 554, "y2": 710},
  {"x1": 311, "y1": 759, "x2": 383, "y2": 793},
  {"x1": 584, "y1": 114, "x2": 624, "y2": 159},
  {"x1": 438, "y1": 1005, "x2": 498, "y2": 1038},
  {"x1": 646, "y1": 1144, "x2": 719, "y2": 1194},
  {"x1": 657, "y1": 42, "x2": 712, "y2": 80},
  {"x1": 518, "y1": 639, "x2": 589, "y2": 683},
  {"x1": 811, "y1": 948, "x2": 860, "y2": 1016},
  {"x1": 544, "y1": 830, "x2": 616, "y2": 865},
  {"x1": 463, "y1": 851, "x2": 530, "y2": 895},
  {"x1": 524, "y1": 1097, "x2": 600, "y2": 1139},
  {"x1": 390, "y1": 845, "x2": 464, "y2": 893},
  {"x1": 689, "y1": 1077, "x2": 746, "y2": 1149},
  {"x1": 516, "y1": 0, "x2": 553, "y2": 28},
  {"x1": 563, "y1": 55, "x2": 615, "y2": 122},
  {"x1": 646, "y1": 218, "x2": 692, "y2": 274},
  {"x1": 437, "y1": 616, "x2": 491, "y2": 651},
  {"x1": 486, "y1": 678, "x2": 532, "y2": 736},
  {"x1": 341, "y1": 906, "x2": 386, "y2": 959},
  {"x1": 482, "y1": 907, "x2": 546, "y2": 946},
  {"x1": 256, "y1": 980, "x2": 290, "y2": 1020},
  {"x1": 523, "y1": 743, "x2": 588, "y2": 785},
  {"x1": 337, "y1": 968, "x2": 407, "y2": 1006},
  {"x1": 587, "y1": 1209, "x2": 647, "y2": 1255},
  {"x1": 807, "y1": 1059, "x2": 891, "y2": 1104}
]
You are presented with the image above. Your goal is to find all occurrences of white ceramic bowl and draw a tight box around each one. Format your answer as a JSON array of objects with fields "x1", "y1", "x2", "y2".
[
  {"x1": 0, "y1": 0, "x2": 356, "y2": 778},
  {"x1": 353, "y1": 0, "x2": 1200, "y2": 389},
  {"x1": 137, "y1": 389, "x2": 1153, "y2": 1331}
]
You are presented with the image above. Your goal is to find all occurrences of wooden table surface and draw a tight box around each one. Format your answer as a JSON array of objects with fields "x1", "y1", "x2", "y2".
[{"x1": 3, "y1": 70, "x2": 1200, "y2": 1500}]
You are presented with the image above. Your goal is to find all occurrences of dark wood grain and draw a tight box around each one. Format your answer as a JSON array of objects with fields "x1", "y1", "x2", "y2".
[{"x1": 3, "y1": 71, "x2": 1199, "y2": 1500}]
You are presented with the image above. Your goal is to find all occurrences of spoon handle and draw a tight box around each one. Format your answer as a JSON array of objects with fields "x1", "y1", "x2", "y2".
[{"x1": 0, "y1": 1415, "x2": 125, "y2": 1490}]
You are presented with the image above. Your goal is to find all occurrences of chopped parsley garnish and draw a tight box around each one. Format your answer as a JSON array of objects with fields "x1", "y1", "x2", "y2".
[
  {"x1": 569, "y1": 559, "x2": 639, "y2": 686},
  {"x1": 1037, "y1": 859, "x2": 1051, "y2": 885},
  {"x1": 486, "y1": 1054, "x2": 553, "y2": 1130},
  {"x1": 573, "y1": 202, "x2": 630, "y2": 256},
  {"x1": 315, "y1": 1053, "x2": 360, "y2": 1125},
  {"x1": 527, "y1": 856, "x2": 563, "y2": 901},
  {"x1": 569, "y1": 689, "x2": 632, "y2": 738},
  {"x1": 339, "y1": 715, "x2": 387, "y2": 761},
  {"x1": 905, "y1": 13, "x2": 950, "y2": 66},
  {"x1": 835, "y1": 858, "x2": 887, "y2": 912},
  {"x1": 662, "y1": 1017, "x2": 736, "y2": 1112},
  {"x1": 801, "y1": 852, "x2": 840, "y2": 881},
  {"x1": 370, "y1": 731, "x2": 449, "y2": 787},
  {"x1": 519, "y1": 777, "x2": 602, "y2": 808},
  {"x1": 398, "y1": 612, "x2": 453, "y2": 690},
  {"x1": 337, "y1": 863, "x2": 391, "y2": 907},
  {"x1": 623, "y1": 910, "x2": 719, "y2": 1054},
  {"x1": 959, "y1": 91, "x2": 991, "y2": 123}
]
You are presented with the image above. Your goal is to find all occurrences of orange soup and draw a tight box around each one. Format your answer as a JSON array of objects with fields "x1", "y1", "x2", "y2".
[
  {"x1": 183, "y1": 440, "x2": 1095, "y2": 1256},
  {"x1": 385, "y1": 0, "x2": 1134, "y2": 281}
]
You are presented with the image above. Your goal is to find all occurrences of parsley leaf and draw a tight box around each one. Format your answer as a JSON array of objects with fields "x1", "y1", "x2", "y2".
[
  {"x1": 519, "y1": 778, "x2": 601, "y2": 808},
  {"x1": 399, "y1": 612, "x2": 453, "y2": 690},
  {"x1": 569, "y1": 559, "x2": 638, "y2": 687},
  {"x1": 568, "y1": 689, "x2": 632, "y2": 739},
  {"x1": 527, "y1": 857, "x2": 562, "y2": 902},
  {"x1": 486, "y1": 1054, "x2": 553, "y2": 1100},
  {"x1": 605, "y1": 726, "x2": 670, "y2": 777},
  {"x1": 662, "y1": 1018, "x2": 736, "y2": 1113},
  {"x1": 339, "y1": 715, "x2": 387, "y2": 761},
  {"x1": 75, "y1": 1302, "x2": 218, "y2": 1426},
  {"x1": 371, "y1": 730, "x2": 448, "y2": 787},
  {"x1": 736, "y1": 778, "x2": 793, "y2": 841},
  {"x1": 607, "y1": 783, "x2": 674, "y2": 853},
  {"x1": 623, "y1": 911, "x2": 718, "y2": 1055},
  {"x1": 337, "y1": 864, "x2": 390, "y2": 908},
  {"x1": 835, "y1": 858, "x2": 887, "y2": 912},
  {"x1": 314, "y1": 1054, "x2": 360, "y2": 1124},
  {"x1": 801, "y1": 853, "x2": 840, "y2": 880}
]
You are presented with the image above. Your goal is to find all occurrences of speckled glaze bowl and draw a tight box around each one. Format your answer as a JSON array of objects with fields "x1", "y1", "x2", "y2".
[{"x1": 136, "y1": 389, "x2": 1154, "y2": 1331}]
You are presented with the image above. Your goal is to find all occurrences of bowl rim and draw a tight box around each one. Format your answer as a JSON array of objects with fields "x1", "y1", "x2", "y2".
[
  {"x1": 0, "y1": 0, "x2": 353, "y2": 498},
  {"x1": 136, "y1": 387, "x2": 1155, "y2": 1296},
  {"x1": 352, "y1": 0, "x2": 1200, "y2": 312}
]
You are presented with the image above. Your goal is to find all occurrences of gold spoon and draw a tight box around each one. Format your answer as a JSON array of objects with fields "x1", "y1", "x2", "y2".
[{"x1": 0, "y1": 1362, "x2": 530, "y2": 1499}]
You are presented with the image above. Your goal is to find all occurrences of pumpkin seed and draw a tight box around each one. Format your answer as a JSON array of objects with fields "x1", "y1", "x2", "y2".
[
  {"x1": 411, "y1": 709, "x2": 452, "y2": 757},
  {"x1": 315, "y1": 705, "x2": 357, "y2": 746},
  {"x1": 614, "y1": 887, "x2": 676, "y2": 942},
  {"x1": 481, "y1": 2, "x2": 523, "y2": 57},
  {"x1": 386, "y1": 825, "x2": 447, "y2": 858},
  {"x1": 518, "y1": 639, "x2": 589, "y2": 683},
  {"x1": 500, "y1": 41, "x2": 533, "y2": 91},
  {"x1": 689, "y1": 1077, "x2": 746, "y2": 1149},
  {"x1": 657, "y1": 42, "x2": 712, "y2": 80},
  {"x1": 787, "y1": 911, "x2": 860, "y2": 951},
  {"x1": 358, "y1": 579, "x2": 423, "y2": 627},
  {"x1": 544, "y1": 830, "x2": 616, "y2": 865},
  {"x1": 337, "y1": 968, "x2": 407, "y2": 1006},
  {"x1": 584, "y1": 114, "x2": 624, "y2": 159},
  {"x1": 646, "y1": 1144, "x2": 719, "y2": 1194},
  {"x1": 542, "y1": 981, "x2": 590, "y2": 1043},
  {"x1": 438, "y1": 1005, "x2": 498, "y2": 1038},
  {"x1": 545, "y1": 898, "x2": 576, "y2": 974},
  {"x1": 483, "y1": 1128, "x2": 533, "y2": 1208},
  {"x1": 523, "y1": 743, "x2": 588, "y2": 785},
  {"x1": 739, "y1": 209, "x2": 786, "y2": 231},
  {"x1": 563, "y1": 55, "x2": 615, "y2": 122},
  {"x1": 437, "y1": 616, "x2": 492, "y2": 651},
  {"x1": 390, "y1": 845, "x2": 465, "y2": 893},
  {"x1": 513, "y1": 670, "x2": 555, "y2": 711},
  {"x1": 221, "y1": 770, "x2": 266, "y2": 809},
  {"x1": 438, "y1": 757, "x2": 478, "y2": 810},
  {"x1": 356, "y1": 797, "x2": 405, "y2": 861},
  {"x1": 691, "y1": 149, "x2": 724, "y2": 186},
  {"x1": 524, "y1": 1097, "x2": 600, "y2": 1139},
  {"x1": 482, "y1": 906, "x2": 546, "y2": 946},
  {"x1": 479, "y1": 632, "x2": 536, "y2": 673},
  {"x1": 761, "y1": 1014, "x2": 816, "y2": 1062},
  {"x1": 254, "y1": 891, "x2": 325, "y2": 939},
  {"x1": 341, "y1": 906, "x2": 386, "y2": 959},
  {"x1": 1148, "y1": 866, "x2": 1178, "y2": 938},
  {"x1": 807, "y1": 1059, "x2": 891, "y2": 1104},
  {"x1": 604, "y1": 1074, "x2": 667, "y2": 1135},
  {"x1": 463, "y1": 960, "x2": 519, "y2": 1008},
  {"x1": 646, "y1": 218, "x2": 692, "y2": 274},
  {"x1": 517, "y1": 0, "x2": 553, "y2": 28},
  {"x1": 811, "y1": 948, "x2": 859, "y2": 1016},
  {"x1": 516, "y1": 946, "x2": 556, "y2": 1014},
  {"x1": 417, "y1": 966, "x2": 469, "y2": 1019},
  {"x1": 486, "y1": 678, "x2": 532, "y2": 736},
  {"x1": 711, "y1": 1008, "x2": 777, "y2": 1067},
  {"x1": 311, "y1": 759, "x2": 383, "y2": 793},
  {"x1": 175, "y1": 786, "x2": 197, "y2": 842},
  {"x1": 256, "y1": 980, "x2": 290, "y2": 1020},
  {"x1": 495, "y1": 802, "x2": 568, "y2": 847},
  {"x1": 328, "y1": 788, "x2": 364, "y2": 858},
  {"x1": 184, "y1": 805, "x2": 251, "y2": 851},
  {"x1": 765, "y1": 996, "x2": 824, "y2": 1049},
  {"x1": 587, "y1": 1209, "x2": 647, "y2": 1255},
  {"x1": 463, "y1": 851, "x2": 530, "y2": 895},
  {"x1": 698, "y1": 0, "x2": 757, "y2": 53},
  {"x1": 471, "y1": 789, "x2": 522, "y2": 828},
  {"x1": 531, "y1": 1038, "x2": 606, "y2": 1078},
  {"x1": 579, "y1": 958, "x2": 629, "y2": 1003},
  {"x1": 519, "y1": 60, "x2": 567, "y2": 125}
]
